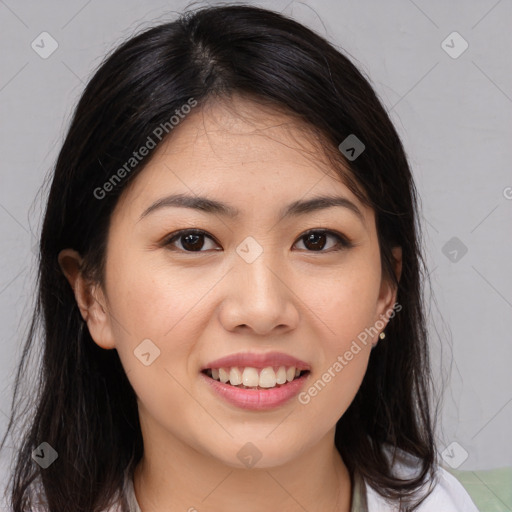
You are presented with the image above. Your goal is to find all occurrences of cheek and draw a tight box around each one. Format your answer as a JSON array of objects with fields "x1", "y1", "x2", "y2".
[
  {"x1": 108, "y1": 261, "x2": 203, "y2": 425},
  {"x1": 299, "y1": 347, "x2": 370, "y2": 433},
  {"x1": 102, "y1": 249, "x2": 185, "y2": 368},
  {"x1": 296, "y1": 255, "x2": 379, "y2": 420},
  {"x1": 299, "y1": 283, "x2": 375, "y2": 426},
  {"x1": 307, "y1": 256, "x2": 381, "y2": 343},
  {"x1": 106, "y1": 249, "x2": 208, "y2": 341},
  {"x1": 105, "y1": 251, "x2": 228, "y2": 395}
]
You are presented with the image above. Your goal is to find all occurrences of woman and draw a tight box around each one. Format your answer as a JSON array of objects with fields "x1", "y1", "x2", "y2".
[{"x1": 1, "y1": 4, "x2": 479, "y2": 511}]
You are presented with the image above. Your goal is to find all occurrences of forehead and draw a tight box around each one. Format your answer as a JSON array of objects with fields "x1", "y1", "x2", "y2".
[
  {"x1": 152, "y1": 95, "x2": 337, "y2": 175},
  {"x1": 114, "y1": 95, "x2": 370, "y2": 225}
]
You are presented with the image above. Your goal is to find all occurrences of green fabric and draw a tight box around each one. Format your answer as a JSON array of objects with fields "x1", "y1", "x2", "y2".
[{"x1": 447, "y1": 467, "x2": 512, "y2": 512}]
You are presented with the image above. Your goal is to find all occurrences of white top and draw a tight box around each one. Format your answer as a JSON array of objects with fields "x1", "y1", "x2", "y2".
[{"x1": 362, "y1": 466, "x2": 479, "y2": 511}]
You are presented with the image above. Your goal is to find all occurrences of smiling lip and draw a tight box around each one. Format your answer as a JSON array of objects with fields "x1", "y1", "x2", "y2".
[
  {"x1": 201, "y1": 351, "x2": 311, "y2": 371},
  {"x1": 200, "y1": 351, "x2": 311, "y2": 410},
  {"x1": 200, "y1": 371, "x2": 310, "y2": 410}
]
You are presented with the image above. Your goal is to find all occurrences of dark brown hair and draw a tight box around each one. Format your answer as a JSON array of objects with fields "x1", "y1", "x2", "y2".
[{"x1": 2, "y1": 4, "x2": 438, "y2": 511}]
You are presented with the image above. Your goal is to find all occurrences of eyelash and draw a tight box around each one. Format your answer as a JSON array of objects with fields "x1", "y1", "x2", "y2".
[{"x1": 162, "y1": 228, "x2": 353, "y2": 253}]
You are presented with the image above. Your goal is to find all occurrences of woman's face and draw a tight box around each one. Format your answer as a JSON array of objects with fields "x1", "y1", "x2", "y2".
[{"x1": 77, "y1": 96, "x2": 400, "y2": 468}]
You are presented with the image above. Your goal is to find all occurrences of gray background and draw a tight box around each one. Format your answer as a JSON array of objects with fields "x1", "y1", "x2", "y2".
[{"x1": 0, "y1": 0, "x2": 511, "y2": 495}]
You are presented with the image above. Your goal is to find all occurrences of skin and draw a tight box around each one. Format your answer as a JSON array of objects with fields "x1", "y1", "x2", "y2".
[{"x1": 59, "y1": 95, "x2": 402, "y2": 512}]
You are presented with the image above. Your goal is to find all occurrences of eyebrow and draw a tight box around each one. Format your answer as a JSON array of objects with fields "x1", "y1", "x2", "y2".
[{"x1": 138, "y1": 193, "x2": 365, "y2": 225}]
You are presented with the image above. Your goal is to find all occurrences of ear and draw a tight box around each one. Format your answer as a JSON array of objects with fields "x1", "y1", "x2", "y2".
[
  {"x1": 58, "y1": 248, "x2": 116, "y2": 350},
  {"x1": 375, "y1": 246, "x2": 402, "y2": 320}
]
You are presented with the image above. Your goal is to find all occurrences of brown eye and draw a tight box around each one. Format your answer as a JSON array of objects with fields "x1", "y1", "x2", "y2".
[
  {"x1": 294, "y1": 230, "x2": 352, "y2": 252},
  {"x1": 164, "y1": 230, "x2": 219, "y2": 252},
  {"x1": 163, "y1": 228, "x2": 352, "y2": 254}
]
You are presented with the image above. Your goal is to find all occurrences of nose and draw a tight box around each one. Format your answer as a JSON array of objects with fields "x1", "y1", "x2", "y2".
[{"x1": 218, "y1": 252, "x2": 300, "y2": 336}]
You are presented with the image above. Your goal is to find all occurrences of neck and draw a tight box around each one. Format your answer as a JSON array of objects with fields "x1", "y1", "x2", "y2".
[{"x1": 133, "y1": 423, "x2": 352, "y2": 512}]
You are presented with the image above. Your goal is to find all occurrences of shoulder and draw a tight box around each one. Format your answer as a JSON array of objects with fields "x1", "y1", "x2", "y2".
[
  {"x1": 415, "y1": 466, "x2": 479, "y2": 511},
  {"x1": 363, "y1": 446, "x2": 479, "y2": 512}
]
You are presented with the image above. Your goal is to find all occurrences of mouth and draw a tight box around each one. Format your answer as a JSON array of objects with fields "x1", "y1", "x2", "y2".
[{"x1": 201, "y1": 366, "x2": 311, "y2": 390}]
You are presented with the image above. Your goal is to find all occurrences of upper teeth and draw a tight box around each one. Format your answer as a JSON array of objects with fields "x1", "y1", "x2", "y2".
[{"x1": 209, "y1": 366, "x2": 302, "y2": 388}]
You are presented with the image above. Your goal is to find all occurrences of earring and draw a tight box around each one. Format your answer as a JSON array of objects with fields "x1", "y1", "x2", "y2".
[{"x1": 372, "y1": 331, "x2": 386, "y2": 349}]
